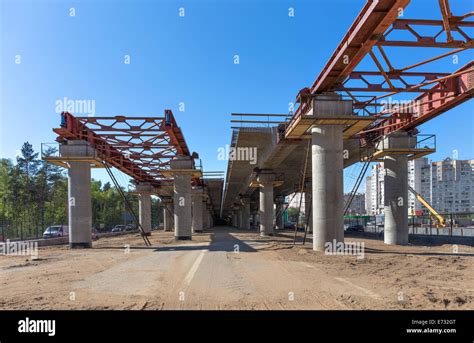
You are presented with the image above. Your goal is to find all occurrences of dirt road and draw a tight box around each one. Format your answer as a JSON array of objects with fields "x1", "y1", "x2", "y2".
[{"x1": 1, "y1": 226, "x2": 473, "y2": 310}]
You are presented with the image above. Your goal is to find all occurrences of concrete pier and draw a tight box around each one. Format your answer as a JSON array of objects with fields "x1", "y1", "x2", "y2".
[
  {"x1": 207, "y1": 205, "x2": 213, "y2": 228},
  {"x1": 382, "y1": 133, "x2": 415, "y2": 245},
  {"x1": 136, "y1": 183, "x2": 153, "y2": 236},
  {"x1": 240, "y1": 197, "x2": 251, "y2": 229},
  {"x1": 60, "y1": 140, "x2": 95, "y2": 248},
  {"x1": 311, "y1": 95, "x2": 351, "y2": 251},
  {"x1": 171, "y1": 156, "x2": 194, "y2": 240},
  {"x1": 258, "y1": 172, "x2": 275, "y2": 236},
  {"x1": 191, "y1": 187, "x2": 204, "y2": 233},
  {"x1": 162, "y1": 197, "x2": 174, "y2": 231},
  {"x1": 304, "y1": 186, "x2": 313, "y2": 233},
  {"x1": 67, "y1": 161, "x2": 92, "y2": 248},
  {"x1": 275, "y1": 196, "x2": 285, "y2": 230},
  {"x1": 202, "y1": 199, "x2": 209, "y2": 230}
]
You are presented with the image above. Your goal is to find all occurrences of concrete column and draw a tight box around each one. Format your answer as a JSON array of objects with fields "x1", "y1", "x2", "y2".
[
  {"x1": 191, "y1": 187, "x2": 204, "y2": 233},
  {"x1": 202, "y1": 199, "x2": 209, "y2": 230},
  {"x1": 68, "y1": 161, "x2": 92, "y2": 248},
  {"x1": 162, "y1": 197, "x2": 174, "y2": 231},
  {"x1": 136, "y1": 183, "x2": 153, "y2": 236},
  {"x1": 234, "y1": 207, "x2": 241, "y2": 228},
  {"x1": 275, "y1": 196, "x2": 285, "y2": 230},
  {"x1": 382, "y1": 133, "x2": 414, "y2": 245},
  {"x1": 60, "y1": 140, "x2": 96, "y2": 249},
  {"x1": 171, "y1": 156, "x2": 194, "y2": 240},
  {"x1": 311, "y1": 126, "x2": 344, "y2": 251},
  {"x1": 207, "y1": 206, "x2": 213, "y2": 228},
  {"x1": 240, "y1": 199, "x2": 250, "y2": 230},
  {"x1": 304, "y1": 186, "x2": 313, "y2": 233},
  {"x1": 310, "y1": 94, "x2": 352, "y2": 251},
  {"x1": 258, "y1": 172, "x2": 275, "y2": 236}
]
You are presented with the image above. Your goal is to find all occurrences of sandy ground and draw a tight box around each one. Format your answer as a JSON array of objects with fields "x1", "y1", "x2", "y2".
[{"x1": 0, "y1": 226, "x2": 473, "y2": 310}]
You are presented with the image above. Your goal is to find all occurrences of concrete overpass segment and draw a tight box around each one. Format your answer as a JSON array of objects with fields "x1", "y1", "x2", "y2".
[{"x1": 222, "y1": 0, "x2": 473, "y2": 250}]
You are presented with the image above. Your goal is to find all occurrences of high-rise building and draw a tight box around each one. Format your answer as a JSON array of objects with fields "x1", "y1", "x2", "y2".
[
  {"x1": 365, "y1": 157, "x2": 474, "y2": 215},
  {"x1": 343, "y1": 193, "x2": 366, "y2": 215},
  {"x1": 365, "y1": 163, "x2": 384, "y2": 215},
  {"x1": 430, "y1": 158, "x2": 474, "y2": 213}
]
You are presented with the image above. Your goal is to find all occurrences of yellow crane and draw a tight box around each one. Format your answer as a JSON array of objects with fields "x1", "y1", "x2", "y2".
[{"x1": 408, "y1": 185, "x2": 446, "y2": 228}]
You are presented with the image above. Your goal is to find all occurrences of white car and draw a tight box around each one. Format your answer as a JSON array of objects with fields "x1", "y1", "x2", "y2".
[{"x1": 42, "y1": 225, "x2": 69, "y2": 238}]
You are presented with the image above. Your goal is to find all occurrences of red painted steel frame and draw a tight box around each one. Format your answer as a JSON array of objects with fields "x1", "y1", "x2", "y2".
[
  {"x1": 287, "y1": 0, "x2": 473, "y2": 143},
  {"x1": 53, "y1": 110, "x2": 192, "y2": 187}
]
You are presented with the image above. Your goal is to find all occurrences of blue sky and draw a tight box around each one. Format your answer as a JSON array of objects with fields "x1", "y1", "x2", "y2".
[{"x1": 1, "y1": 0, "x2": 473, "y2": 191}]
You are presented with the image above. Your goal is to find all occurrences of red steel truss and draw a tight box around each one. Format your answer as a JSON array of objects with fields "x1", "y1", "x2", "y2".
[
  {"x1": 53, "y1": 110, "x2": 193, "y2": 187},
  {"x1": 287, "y1": 0, "x2": 473, "y2": 144}
]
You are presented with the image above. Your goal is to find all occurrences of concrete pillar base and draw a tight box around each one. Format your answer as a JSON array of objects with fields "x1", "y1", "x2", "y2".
[
  {"x1": 70, "y1": 242, "x2": 92, "y2": 249},
  {"x1": 260, "y1": 233, "x2": 274, "y2": 237},
  {"x1": 175, "y1": 236, "x2": 192, "y2": 241}
]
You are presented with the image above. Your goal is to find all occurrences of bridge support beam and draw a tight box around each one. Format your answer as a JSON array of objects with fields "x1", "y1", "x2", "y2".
[
  {"x1": 382, "y1": 132, "x2": 415, "y2": 245},
  {"x1": 258, "y1": 172, "x2": 276, "y2": 236},
  {"x1": 136, "y1": 183, "x2": 153, "y2": 236},
  {"x1": 171, "y1": 156, "x2": 194, "y2": 240},
  {"x1": 60, "y1": 140, "x2": 95, "y2": 248}
]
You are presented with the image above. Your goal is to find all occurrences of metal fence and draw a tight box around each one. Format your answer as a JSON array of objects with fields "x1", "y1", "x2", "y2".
[{"x1": 344, "y1": 212, "x2": 474, "y2": 237}]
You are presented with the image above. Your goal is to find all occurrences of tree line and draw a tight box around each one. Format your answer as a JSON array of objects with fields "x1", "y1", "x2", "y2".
[{"x1": 0, "y1": 142, "x2": 162, "y2": 240}]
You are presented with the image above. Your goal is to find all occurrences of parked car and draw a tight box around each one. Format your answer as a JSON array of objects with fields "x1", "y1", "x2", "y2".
[
  {"x1": 43, "y1": 225, "x2": 69, "y2": 238},
  {"x1": 125, "y1": 224, "x2": 136, "y2": 231},
  {"x1": 112, "y1": 225, "x2": 125, "y2": 232},
  {"x1": 346, "y1": 224, "x2": 364, "y2": 233}
]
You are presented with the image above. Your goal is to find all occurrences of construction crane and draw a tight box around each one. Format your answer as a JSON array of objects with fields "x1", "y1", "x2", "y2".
[{"x1": 408, "y1": 185, "x2": 446, "y2": 228}]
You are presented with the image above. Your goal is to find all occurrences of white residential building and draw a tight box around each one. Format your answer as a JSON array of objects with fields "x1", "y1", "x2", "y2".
[
  {"x1": 344, "y1": 193, "x2": 366, "y2": 215},
  {"x1": 365, "y1": 157, "x2": 474, "y2": 215},
  {"x1": 430, "y1": 158, "x2": 474, "y2": 213}
]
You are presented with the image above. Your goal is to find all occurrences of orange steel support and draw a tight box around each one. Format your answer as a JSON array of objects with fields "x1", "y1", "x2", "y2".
[
  {"x1": 286, "y1": 0, "x2": 473, "y2": 144},
  {"x1": 53, "y1": 110, "x2": 192, "y2": 187}
]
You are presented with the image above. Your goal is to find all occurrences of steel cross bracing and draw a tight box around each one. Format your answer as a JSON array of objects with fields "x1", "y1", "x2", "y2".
[
  {"x1": 53, "y1": 110, "x2": 193, "y2": 187},
  {"x1": 287, "y1": 0, "x2": 473, "y2": 146}
]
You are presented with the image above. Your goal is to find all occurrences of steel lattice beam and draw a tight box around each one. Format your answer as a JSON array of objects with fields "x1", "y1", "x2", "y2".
[
  {"x1": 53, "y1": 110, "x2": 193, "y2": 187},
  {"x1": 286, "y1": 0, "x2": 473, "y2": 143}
]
